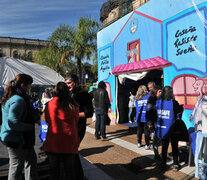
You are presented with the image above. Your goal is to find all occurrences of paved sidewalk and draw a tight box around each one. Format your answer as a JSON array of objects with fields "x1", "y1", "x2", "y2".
[
  {"x1": 80, "y1": 155, "x2": 113, "y2": 180},
  {"x1": 79, "y1": 119, "x2": 197, "y2": 180},
  {"x1": 0, "y1": 119, "x2": 197, "y2": 180},
  {"x1": 85, "y1": 126, "x2": 195, "y2": 177},
  {"x1": 0, "y1": 125, "x2": 115, "y2": 180}
]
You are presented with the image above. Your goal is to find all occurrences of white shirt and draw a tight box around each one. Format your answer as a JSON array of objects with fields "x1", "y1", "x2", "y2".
[{"x1": 128, "y1": 94, "x2": 135, "y2": 107}]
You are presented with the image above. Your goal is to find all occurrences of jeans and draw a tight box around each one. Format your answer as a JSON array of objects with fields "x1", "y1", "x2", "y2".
[
  {"x1": 152, "y1": 131, "x2": 159, "y2": 156},
  {"x1": 128, "y1": 107, "x2": 135, "y2": 122},
  {"x1": 47, "y1": 152, "x2": 76, "y2": 180},
  {"x1": 95, "y1": 108, "x2": 107, "y2": 138},
  {"x1": 7, "y1": 146, "x2": 38, "y2": 180}
]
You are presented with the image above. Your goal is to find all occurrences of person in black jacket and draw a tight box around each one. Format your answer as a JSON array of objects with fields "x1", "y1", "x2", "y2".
[
  {"x1": 65, "y1": 74, "x2": 93, "y2": 180},
  {"x1": 146, "y1": 86, "x2": 162, "y2": 161},
  {"x1": 93, "y1": 81, "x2": 111, "y2": 140},
  {"x1": 65, "y1": 74, "x2": 93, "y2": 142}
]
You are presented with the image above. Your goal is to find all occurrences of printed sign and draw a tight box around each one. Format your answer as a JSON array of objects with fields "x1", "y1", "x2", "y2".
[
  {"x1": 99, "y1": 46, "x2": 111, "y2": 80},
  {"x1": 174, "y1": 26, "x2": 197, "y2": 56},
  {"x1": 167, "y1": 9, "x2": 206, "y2": 72}
]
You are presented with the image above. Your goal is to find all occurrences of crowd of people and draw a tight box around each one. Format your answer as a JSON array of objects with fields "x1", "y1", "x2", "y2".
[
  {"x1": 131, "y1": 81, "x2": 188, "y2": 171},
  {"x1": 0, "y1": 73, "x2": 94, "y2": 180},
  {"x1": 0, "y1": 72, "x2": 190, "y2": 179}
]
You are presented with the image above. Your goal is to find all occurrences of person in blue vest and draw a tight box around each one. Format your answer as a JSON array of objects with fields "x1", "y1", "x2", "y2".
[
  {"x1": 156, "y1": 86, "x2": 183, "y2": 171},
  {"x1": 135, "y1": 85, "x2": 151, "y2": 150}
]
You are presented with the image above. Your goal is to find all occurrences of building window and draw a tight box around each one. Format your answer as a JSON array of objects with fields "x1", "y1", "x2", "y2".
[
  {"x1": 171, "y1": 74, "x2": 199, "y2": 109},
  {"x1": 127, "y1": 39, "x2": 140, "y2": 63},
  {"x1": 13, "y1": 51, "x2": 18, "y2": 58},
  {"x1": 0, "y1": 49, "x2": 3, "y2": 57}
]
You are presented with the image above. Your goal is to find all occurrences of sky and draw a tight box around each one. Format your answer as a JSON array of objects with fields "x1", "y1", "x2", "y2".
[{"x1": 0, "y1": 0, "x2": 105, "y2": 40}]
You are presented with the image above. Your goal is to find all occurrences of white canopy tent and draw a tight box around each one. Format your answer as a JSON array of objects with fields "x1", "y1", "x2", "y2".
[{"x1": 0, "y1": 57, "x2": 64, "y2": 88}]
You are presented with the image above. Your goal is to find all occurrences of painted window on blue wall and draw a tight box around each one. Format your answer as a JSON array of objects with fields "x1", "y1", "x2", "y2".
[{"x1": 172, "y1": 74, "x2": 199, "y2": 109}]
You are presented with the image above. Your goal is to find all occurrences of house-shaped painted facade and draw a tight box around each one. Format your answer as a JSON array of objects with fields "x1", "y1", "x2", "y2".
[{"x1": 97, "y1": 0, "x2": 207, "y2": 129}]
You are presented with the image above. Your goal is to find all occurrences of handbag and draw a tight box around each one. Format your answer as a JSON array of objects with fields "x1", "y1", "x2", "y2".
[{"x1": 105, "y1": 114, "x2": 111, "y2": 126}]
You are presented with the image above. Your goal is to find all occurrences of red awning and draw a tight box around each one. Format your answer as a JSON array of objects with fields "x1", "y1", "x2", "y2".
[{"x1": 110, "y1": 57, "x2": 172, "y2": 75}]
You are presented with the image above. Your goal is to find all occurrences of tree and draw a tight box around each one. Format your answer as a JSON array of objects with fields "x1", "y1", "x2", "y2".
[
  {"x1": 33, "y1": 48, "x2": 65, "y2": 75},
  {"x1": 73, "y1": 17, "x2": 99, "y2": 83},
  {"x1": 82, "y1": 62, "x2": 97, "y2": 83},
  {"x1": 48, "y1": 24, "x2": 74, "y2": 65},
  {"x1": 33, "y1": 24, "x2": 74, "y2": 76},
  {"x1": 66, "y1": 60, "x2": 77, "y2": 75},
  {"x1": 34, "y1": 18, "x2": 99, "y2": 79},
  {"x1": 18, "y1": 52, "x2": 33, "y2": 62},
  {"x1": 91, "y1": 53, "x2": 98, "y2": 80}
]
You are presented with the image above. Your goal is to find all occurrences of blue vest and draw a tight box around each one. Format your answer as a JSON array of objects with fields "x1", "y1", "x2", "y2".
[
  {"x1": 135, "y1": 94, "x2": 149, "y2": 123},
  {"x1": 39, "y1": 120, "x2": 48, "y2": 143},
  {"x1": 33, "y1": 101, "x2": 38, "y2": 109},
  {"x1": 156, "y1": 99, "x2": 175, "y2": 139}
]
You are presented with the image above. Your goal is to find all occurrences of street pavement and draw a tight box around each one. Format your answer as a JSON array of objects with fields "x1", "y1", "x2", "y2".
[
  {"x1": 0, "y1": 119, "x2": 198, "y2": 180},
  {"x1": 80, "y1": 119, "x2": 197, "y2": 180}
]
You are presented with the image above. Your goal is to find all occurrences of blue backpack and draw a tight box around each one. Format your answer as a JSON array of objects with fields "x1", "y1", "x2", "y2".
[{"x1": 156, "y1": 99, "x2": 175, "y2": 139}]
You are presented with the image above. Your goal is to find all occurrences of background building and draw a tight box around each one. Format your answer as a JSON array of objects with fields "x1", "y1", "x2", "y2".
[
  {"x1": 0, "y1": 36, "x2": 47, "y2": 60},
  {"x1": 100, "y1": 0, "x2": 150, "y2": 28}
]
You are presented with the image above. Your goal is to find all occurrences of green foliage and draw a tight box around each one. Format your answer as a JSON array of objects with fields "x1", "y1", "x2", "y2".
[
  {"x1": 33, "y1": 18, "x2": 99, "y2": 80},
  {"x1": 73, "y1": 18, "x2": 99, "y2": 59},
  {"x1": 33, "y1": 48, "x2": 65, "y2": 75},
  {"x1": 82, "y1": 62, "x2": 97, "y2": 83},
  {"x1": 48, "y1": 24, "x2": 74, "y2": 56},
  {"x1": 67, "y1": 60, "x2": 77, "y2": 75},
  {"x1": 73, "y1": 17, "x2": 99, "y2": 82},
  {"x1": 18, "y1": 52, "x2": 33, "y2": 62}
]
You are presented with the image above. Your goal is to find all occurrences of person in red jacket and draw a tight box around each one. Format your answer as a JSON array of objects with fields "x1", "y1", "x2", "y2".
[{"x1": 44, "y1": 82, "x2": 79, "y2": 180}]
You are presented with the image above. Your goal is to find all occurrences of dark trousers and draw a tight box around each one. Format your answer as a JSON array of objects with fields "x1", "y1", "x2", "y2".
[
  {"x1": 47, "y1": 152, "x2": 76, "y2": 180},
  {"x1": 75, "y1": 120, "x2": 86, "y2": 180},
  {"x1": 161, "y1": 136, "x2": 179, "y2": 165},
  {"x1": 95, "y1": 108, "x2": 107, "y2": 138},
  {"x1": 137, "y1": 122, "x2": 150, "y2": 145},
  {"x1": 75, "y1": 154, "x2": 84, "y2": 180},
  {"x1": 77, "y1": 118, "x2": 86, "y2": 142}
]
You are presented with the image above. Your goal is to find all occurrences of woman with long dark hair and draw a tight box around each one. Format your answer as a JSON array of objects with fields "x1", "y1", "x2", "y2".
[
  {"x1": 0, "y1": 73, "x2": 38, "y2": 180},
  {"x1": 44, "y1": 82, "x2": 79, "y2": 180},
  {"x1": 156, "y1": 86, "x2": 183, "y2": 171}
]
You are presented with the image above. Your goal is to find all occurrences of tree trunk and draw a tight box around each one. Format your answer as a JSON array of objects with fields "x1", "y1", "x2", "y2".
[{"x1": 77, "y1": 58, "x2": 82, "y2": 84}]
